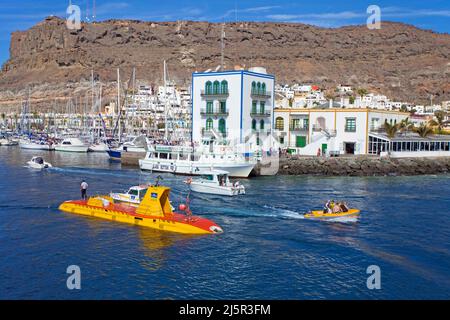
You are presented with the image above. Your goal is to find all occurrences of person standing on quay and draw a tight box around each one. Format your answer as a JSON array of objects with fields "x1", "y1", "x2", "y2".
[{"x1": 80, "y1": 180, "x2": 89, "y2": 200}]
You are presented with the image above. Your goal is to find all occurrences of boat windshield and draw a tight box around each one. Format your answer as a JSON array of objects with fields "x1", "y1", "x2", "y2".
[
  {"x1": 129, "y1": 189, "x2": 139, "y2": 196},
  {"x1": 201, "y1": 175, "x2": 214, "y2": 181},
  {"x1": 34, "y1": 157, "x2": 44, "y2": 164}
]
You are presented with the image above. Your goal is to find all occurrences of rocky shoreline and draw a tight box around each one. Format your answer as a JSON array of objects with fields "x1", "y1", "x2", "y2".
[{"x1": 278, "y1": 156, "x2": 450, "y2": 176}]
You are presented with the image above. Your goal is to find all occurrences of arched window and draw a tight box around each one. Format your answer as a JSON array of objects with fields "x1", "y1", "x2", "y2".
[
  {"x1": 260, "y1": 101, "x2": 265, "y2": 114},
  {"x1": 261, "y1": 83, "x2": 266, "y2": 95},
  {"x1": 257, "y1": 82, "x2": 262, "y2": 95},
  {"x1": 251, "y1": 81, "x2": 256, "y2": 94},
  {"x1": 206, "y1": 118, "x2": 213, "y2": 130},
  {"x1": 252, "y1": 119, "x2": 257, "y2": 130},
  {"x1": 316, "y1": 117, "x2": 326, "y2": 130},
  {"x1": 205, "y1": 81, "x2": 212, "y2": 95},
  {"x1": 260, "y1": 119, "x2": 265, "y2": 130},
  {"x1": 213, "y1": 81, "x2": 220, "y2": 94},
  {"x1": 221, "y1": 80, "x2": 228, "y2": 94},
  {"x1": 275, "y1": 117, "x2": 284, "y2": 130},
  {"x1": 218, "y1": 118, "x2": 226, "y2": 134},
  {"x1": 206, "y1": 101, "x2": 213, "y2": 114}
]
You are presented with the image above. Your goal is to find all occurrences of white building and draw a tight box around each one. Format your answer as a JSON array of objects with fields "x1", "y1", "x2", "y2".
[
  {"x1": 274, "y1": 108, "x2": 409, "y2": 156},
  {"x1": 192, "y1": 68, "x2": 275, "y2": 145}
]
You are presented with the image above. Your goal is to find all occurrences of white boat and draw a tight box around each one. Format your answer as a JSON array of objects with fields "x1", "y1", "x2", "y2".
[
  {"x1": 110, "y1": 184, "x2": 175, "y2": 209},
  {"x1": 27, "y1": 156, "x2": 52, "y2": 169},
  {"x1": 55, "y1": 138, "x2": 89, "y2": 153},
  {"x1": 139, "y1": 145, "x2": 256, "y2": 178},
  {"x1": 110, "y1": 185, "x2": 147, "y2": 206},
  {"x1": 88, "y1": 142, "x2": 110, "y2": 152},
  {"x1": 0, "y1": 137, "x2": 18, "y2": 146},
  {"x1": 186, "y1": 170, "x2": 246, "y2": 196},
  {"x1": 19, "y1": 139, "x2": 54, "y2": 150}
]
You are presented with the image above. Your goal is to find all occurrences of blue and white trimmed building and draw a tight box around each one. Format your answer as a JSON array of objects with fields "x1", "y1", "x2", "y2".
[{"x1": 191, "y1": 67, "x2": 275, "y2": 145}]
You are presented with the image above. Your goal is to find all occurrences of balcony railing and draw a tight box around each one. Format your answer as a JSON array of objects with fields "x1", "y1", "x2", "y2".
[
  {"x1": 201, "y1": 90, "x2": 229, "y2": 97},
  {"x1": 250, "y1": 110, "x2": 271, "y2": 117},
  {"x1": 251, "y1": 90, "x2": 271, "y2": 99},
  {"x1": 200, "y1": 108, "x2": 229, "y2": 116},
  {"x1": 201, "y1": 128, "x2": 228, "y2": 138},
  {"x1": 290, "y1": 125, "x2": 309, "y2": 131}
]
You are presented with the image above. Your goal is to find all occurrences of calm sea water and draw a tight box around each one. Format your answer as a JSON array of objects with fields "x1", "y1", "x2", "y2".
[{"x1": 0, "y1": 147, "x2": 449, "y2": 299}]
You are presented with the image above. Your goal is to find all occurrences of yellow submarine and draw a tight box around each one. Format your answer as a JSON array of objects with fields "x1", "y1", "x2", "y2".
[{"x1": 59, "y1": 186, "x2": 223, "y2": 235}]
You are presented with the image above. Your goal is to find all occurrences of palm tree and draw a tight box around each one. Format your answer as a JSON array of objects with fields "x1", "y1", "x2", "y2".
[
  {"x1": 383, "y1": 120, "x2": 399, "y2": 139},
  {"x1": 398, "y1": 117, "x2": 414, "y2": 135},
  {"x1": 429, "y1": 111, "x2": 446, "y2": 134},
  {"x1": 413, "y1": 123, "x2": 434, "y2": 138}
]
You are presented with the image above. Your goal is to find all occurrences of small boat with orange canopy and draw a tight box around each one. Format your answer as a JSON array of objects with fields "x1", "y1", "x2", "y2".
[{"x1": 59, "y1": 186, "x2": 223, "y2": 235}]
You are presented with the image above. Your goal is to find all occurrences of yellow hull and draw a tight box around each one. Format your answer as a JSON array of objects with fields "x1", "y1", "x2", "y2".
[
  {"x1": 304, "y1": 208, "x2": 360, "y2": 219},
  {"x1": 59, "y1": 202, "x2": 215, "y2": 235}
]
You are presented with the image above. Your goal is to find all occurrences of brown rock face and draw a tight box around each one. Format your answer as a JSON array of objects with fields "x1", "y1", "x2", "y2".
[{"x1": 1, "y1": 16, "x2": 450, "y2": 109}]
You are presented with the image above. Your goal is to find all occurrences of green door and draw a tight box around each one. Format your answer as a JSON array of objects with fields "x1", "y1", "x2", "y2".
[
  {"x1": 296, "y1": 136, "x2": 306, "y2": 148},
  {"x1": 322, "y1": 143, "x2": 328, "y2": 154}
]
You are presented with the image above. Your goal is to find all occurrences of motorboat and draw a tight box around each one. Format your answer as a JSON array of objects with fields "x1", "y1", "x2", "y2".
[
  {"x1": 106, "y1": 135, "x2": 150, "y2": 160},
  {"x1": 59, "y1": 185, "x2": 223, "y2": 235},
  {"x1": 304, "y1": 208, "x2": 360, "y2": 219},
  {"x1": 88, "y1": 142, "x2": 110, "y2": 153},
  {"x1": 19, "y1": 139, "x2": 54, "y2": 150},
  {"x1": 55, "y1": 138, "x2": 89, "y2": 153},
  {"x1": 186, "y1": 170, "x2": 246, "y2": 196},
  {"x1": 0, "y1": 137, "x2": 18, "y2": 146},
  {"x1": 139, "y1": 145, "x2": 256, "y2": 178},
  {"x1": 27, "y1": 156, "x2": 52, "y2": 169},
  {"x1": 110, "y1": 185, "x2": 148, "y2": 207}
]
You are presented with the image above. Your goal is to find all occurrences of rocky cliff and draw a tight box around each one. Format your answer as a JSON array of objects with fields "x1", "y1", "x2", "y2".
[{"x1": 1, "y1": 16, "x2": 449, "y2": 110}]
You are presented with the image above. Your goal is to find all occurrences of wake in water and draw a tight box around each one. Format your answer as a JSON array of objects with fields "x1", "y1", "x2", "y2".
[{"x1": 261, "y1": 205, "x2": 305, "y2": 220}]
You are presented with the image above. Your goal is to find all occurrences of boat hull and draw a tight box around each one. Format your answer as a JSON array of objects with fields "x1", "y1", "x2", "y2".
[
  {"x1": 55, "y1": 146, "x2": 89, "y2": 153},
  {"x1": 304, "y1": 209, "x2": 360, "y2": 219},
  {"x1": 139, "y1": 159, "x2": 255, "y2": 178},
  {"x1": 189, "y1": 182, "x2": 245, "y2": 196},
  {"x1": 107, "y1": 149, "x2": 122, "y2": 160},
  {"x1": 59, "y1": 200, "x2": 223, "y2": 235},
  {"x1": 20, "y1": 142, "x2": 54, "y2": 150},
  {"x1": 88, "y1": 143, "x2": 110, "y2": 152},
  {"x1": 27, "y1": 161, "x2": 52, "y2": 169}
]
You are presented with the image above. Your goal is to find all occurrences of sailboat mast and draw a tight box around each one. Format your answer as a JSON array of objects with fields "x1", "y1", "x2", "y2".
[{"x1": 117, "y1": 68, "x2": 121, "y2": 142}]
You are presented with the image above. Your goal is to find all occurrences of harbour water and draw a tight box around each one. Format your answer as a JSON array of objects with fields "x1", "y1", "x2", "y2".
[{"x1": 0, "y1": 147, "x2": 449, "y2": 299}]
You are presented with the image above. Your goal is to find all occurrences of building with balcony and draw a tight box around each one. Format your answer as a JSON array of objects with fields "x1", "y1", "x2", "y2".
[
  {"x1": 273, "y1": 108, "x2": 409, "y2": 156},
  {"x1": 192, "y1": 67, "x2": 275, "y2": 144}
]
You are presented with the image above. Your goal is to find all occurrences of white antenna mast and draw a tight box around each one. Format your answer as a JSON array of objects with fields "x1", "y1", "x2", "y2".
[{"x1": 164, "y1": 60, "x2": 169, "y2": 140}]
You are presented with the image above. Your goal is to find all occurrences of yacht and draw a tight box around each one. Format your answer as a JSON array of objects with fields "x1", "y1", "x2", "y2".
[
  {"x1": 88, "y1": 141, "x2": 110, "y2": 153},
  {"x1": 107, "y1": 135, "x2": 150, "y2": 160},
  {"x1": 186, "y1": 170, "x2": 246, "y2": 196},
  {"x1": 19, "y1": 139, "x2": 55, "y2": 151},
  {"x1": 55, "y1": 138, "x2": 89, "y2": 153},
  {"x1": 139, "y1": 144, "x2": 256, "y2": 178}
]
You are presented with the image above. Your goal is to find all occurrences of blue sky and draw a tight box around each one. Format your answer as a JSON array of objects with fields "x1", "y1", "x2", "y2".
[{"x1": 1, "y1": 0, "x2": 449, "y2": 66}]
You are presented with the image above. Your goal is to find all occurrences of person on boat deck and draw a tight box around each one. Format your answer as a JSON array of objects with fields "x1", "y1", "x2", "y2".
[
  {"x1": 332, "y1": 203, "x2": 342, "y2": 213},
  {"x1": 220, "y1": 176, "x2": 226, "y2": 186},
  {"x1": 80, "y1": 180, "x2": 89, "y2": 200},
  {"x1": 339, "y1": 202, "x2": 349, "y2": 212},
  {"x1": 324, "y1": 200, "x2": 332, "y2": 213}
]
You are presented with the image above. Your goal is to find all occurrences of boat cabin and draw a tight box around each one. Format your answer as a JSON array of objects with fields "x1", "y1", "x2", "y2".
[
  {"x1": 199, "y1": 170, "x2": 231, "y2": 186},
  {"x1": 126, "y1": 186, "x2": 148, "y2": 201},
  {"x1": 32, "y1": 157, "x2": 44, "y2": 164}
]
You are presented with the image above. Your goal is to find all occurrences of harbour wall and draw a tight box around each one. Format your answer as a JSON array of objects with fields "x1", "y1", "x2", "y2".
[{"x1": 278, "y1": 156, "x2": 450, "y2": 176}]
